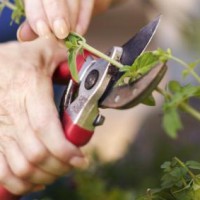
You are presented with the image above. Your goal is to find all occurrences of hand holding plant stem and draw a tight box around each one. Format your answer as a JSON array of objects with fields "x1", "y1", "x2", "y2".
[{"x1": 1, "y1": 0, "x2": 200, "y2": 138}]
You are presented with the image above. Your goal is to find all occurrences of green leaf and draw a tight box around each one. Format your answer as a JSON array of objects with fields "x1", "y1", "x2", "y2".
[
  {"x1": 182, "y1": 59, "x2": 200, "y2": 79},
  {"x1": 116, "y1": 51, "x2": 159, "y2": 86},
  {"x1": 193, "y1": 182, "x2": 200, "y2": 191},
  {"x1": 68, "y1": 49, "x2": 79, "y2": 82},
  {"x1": 161, "y1": 161, "x2": 171, "y2": 170},
  {"x1": 12, "y1": 0, "x2": 24, "y2": 24},
  {"x1": 168, "y1": 81, "x2": 182, "y2": 93},
  {"x1": 162, "y1": 108, "x2": 182, "y2": 138},
  {"x1": 189, "y1": 59, "x2": 200, "y2": 69},
  {"x1": 141, "y1": 94, "x2": 156, "y2": 106},
  {"x1": 153, "y1": 48, "x2": 172, "y2": 63},
  {"x1": 186, "y1": 161, "x2": 200, "y2": 170},
  {"x1": 64, "y1": 32, "x2": 86, "y2": 83},
  {"x1": 163, "y1": 82, "x2": 200, "y2": 112},
  {"x1": 0, "y1": 4, "x2": 4, "y2": 14}
]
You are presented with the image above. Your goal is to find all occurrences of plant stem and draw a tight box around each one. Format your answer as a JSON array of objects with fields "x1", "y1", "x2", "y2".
[
  {"x1": 80, "y1": 41, "x2": 124, "y2": 69},
  {"x1": 0, "y1": 0, "x2": 16, "y2": 10},
  {"x1": 174, "y1": 157, "x2": 195, "y2": 179},
  {"x1": 179, "y1": 102, "x2": 200, "y2": 121},
  {"x1": 156, "y1": 87, "x2": 200, "y2": 121},
  {"x1": 170, "y1": 55, "x2": 200, "y2": 83}
]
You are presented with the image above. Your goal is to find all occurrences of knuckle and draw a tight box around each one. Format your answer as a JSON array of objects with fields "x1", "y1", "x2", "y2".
[
  {"x1": 28, "y1": 146, "x2": 48, "y2": 164},
  {"x1": 42, "y1": 176, "x2": 56, "y2": 185},
  {"x1": 12, "y1": 184, "x2": 33, "y2": 195},
  {"x1": 14, "y1": 163, "x2": 33, "y2": 179},
  {"x1": 33, "y1": 111, "x2": 56, "y2": 132},
  {"x1": 54, "y1": 143, "x2": 78, "y2": 162}
]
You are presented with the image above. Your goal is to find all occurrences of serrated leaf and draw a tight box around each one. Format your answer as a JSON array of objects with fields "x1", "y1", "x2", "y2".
[
  {"x1": 162, "y1": 108, "x2": 182, "y2": 138},
  {"x1": 141, "y1": 94, "x2": 156, "y2": 106}
]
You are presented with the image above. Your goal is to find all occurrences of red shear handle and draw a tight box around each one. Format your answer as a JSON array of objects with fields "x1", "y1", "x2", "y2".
[
  {"x1": 0, "y1": 187, "x2": 20, "y2": 200},
  {"x1": 53, "y1": 50, "x2": 93, "y2": 84},
  {"x1": 62, "y1": 112, "x2": 94, "y2": 147},
  {"x1": 0, "y1": 50, "x2": 95, "y2": 200}
]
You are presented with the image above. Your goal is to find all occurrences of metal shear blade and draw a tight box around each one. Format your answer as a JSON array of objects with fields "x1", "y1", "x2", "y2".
[
  {"x1": 100, "y1": 15, "x2": 165, "y2": 109},
  {"x1": 100, "y1": 63, "x2": 167, "y2": 109}
]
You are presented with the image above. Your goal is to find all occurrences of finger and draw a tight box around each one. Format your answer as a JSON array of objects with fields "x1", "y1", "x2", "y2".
[
  {"x1": 17, "y1": 21, "x2": 38, "y2": 42},
  {"x1": 24, "y1": 0, "x2": 51, "y2": 37},
  {"x1": 1, "y1": 136, "x2": 57, "y2": 185},
  {"x1": 76, "y1": 0, "x2": 95, "y2": 35},
  {"x1": 26, "y1": 77, "x2": 84, "y2": 163},
  {"x1": 39, "y1": 156, "x2": 71, "y2": 176},
  {"x1": 0, "y1": 153, "x2": 33, "y2": 195},
  {"x1": 66, "y1": 0, "x2": 81, "y2": 31},
  {"x1": 42, "y1": 0, "x2": 70, "y2": 39},
  {"x1": 10, "y1": 96, "x2": 58, "y2": 184}
]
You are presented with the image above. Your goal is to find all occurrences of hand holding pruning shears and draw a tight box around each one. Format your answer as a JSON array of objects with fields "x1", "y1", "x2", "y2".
[
  {"x1": 0, "y1": 36, "x2": 88, "y2": 197},
  {"x1": 17, "y1": 0, "x2": 112, "y2": 41},
  {"x1": 0, "y1": 15, "x2": 167, "y2": 199}
]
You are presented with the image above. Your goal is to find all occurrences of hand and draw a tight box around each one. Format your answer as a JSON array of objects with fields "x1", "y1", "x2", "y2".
[
  {"x1": 0, "y1": 37, "x2": 88, "y2": 195},
  {"x1": 17, "y1": 0, "x2": 96, "y2": 41}
]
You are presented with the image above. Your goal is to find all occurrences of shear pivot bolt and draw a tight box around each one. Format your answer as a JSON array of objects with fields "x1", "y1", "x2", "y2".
[
  {"x1": 85, "y1": 70, "x2": 99, "y2": 90},
  {"x1": 93, "y1": 114, "x2": 105, "y2": 126}
]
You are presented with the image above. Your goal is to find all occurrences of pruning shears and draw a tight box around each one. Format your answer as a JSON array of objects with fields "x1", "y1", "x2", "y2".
[{"x1": 0, "y1": 16, "x2": 167, "y2": 200}]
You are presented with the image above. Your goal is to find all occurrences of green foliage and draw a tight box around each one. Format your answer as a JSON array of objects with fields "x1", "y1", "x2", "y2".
[
  {"x1": 3, "y1": 1, "x2": 200, "y2": 139},
  {"x1": 153, "y1": 48, "x2": 172, "y2": 63},
  {"x1": 11, "y1": 0, "x2": 24, "y2": 24},
  {"x1": 138, "y1": 157, "x2": 200, "y2": 200},
  {"x1": 182, "y1": 59, "x2": 200, "y2": 78},
  {"x1": 141, "y1": 94, "x2": 156, "y2": 106},
  {"x1": 116, "y1": 51, "x2": 159, "y2": 86},
  {"x1": 162, "y1": 81, "x2": 200, "y2": 137},
  {"x1": 0, "y1": 0, "x2": 24, "y2": 23},
  {"x1": 3, "y1": 4, "x2": 200, "y2": 200},
  {"x1": 36, "y1": 155, "x2": 135, "y2": 200},
  {"x1": 163, "y1": 108, "x2": 183, "y2": 138},
  {"x1": 64, "y1": 33, "x2": 86, "y2": 82}
]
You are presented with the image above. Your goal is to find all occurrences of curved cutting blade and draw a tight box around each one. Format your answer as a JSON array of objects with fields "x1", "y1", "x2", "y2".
[
  {"x1": 100, "y1": 63, "x2": 167, "y2": 109},
  {"x1": 121, "y1": 15, "x2": 161, "y2": 66},
  {"x1": 100, "y1": 15, "x2": 162, "y2": 108}
]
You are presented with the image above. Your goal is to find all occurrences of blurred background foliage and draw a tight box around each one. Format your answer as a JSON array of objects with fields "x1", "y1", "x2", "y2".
[{"x1": 1, "y1": 0, "x2": 200, "y2": 199}]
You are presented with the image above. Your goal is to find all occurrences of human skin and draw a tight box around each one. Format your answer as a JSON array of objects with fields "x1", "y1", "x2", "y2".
[
  {"x1": 17, "y1": 0, "x2": 114, "y2": 42},
  {"x1": 0, "y1": 36, "x2": 88, "y2": 195}
]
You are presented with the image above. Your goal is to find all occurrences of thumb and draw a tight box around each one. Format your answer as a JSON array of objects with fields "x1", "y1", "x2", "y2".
[
  {"x1": 17, "y1": 21, "x2": 38, "y2": 42},
  {"x1": 23, "y1": 36, "x2": 68, "y2": 76}
]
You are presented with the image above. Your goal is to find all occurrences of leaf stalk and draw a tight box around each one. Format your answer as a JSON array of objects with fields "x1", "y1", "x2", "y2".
[{"x1": 79, "y1": 41, "x2": 124, "y2": 69}]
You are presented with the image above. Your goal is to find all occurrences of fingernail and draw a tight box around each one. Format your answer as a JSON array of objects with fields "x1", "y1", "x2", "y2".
[
  {"x1": 69, "y1": 156, "x2": 89, "y2": 170},
  {"x1": 17, "y1": 23, "x2": 24, "y2": 42},
  {"x1": 17, "y1": 24, "x2": 24, "y2": 42},
  {"x1": 53, "y1": 18, "x2": 68, "y2": 39},
  {"x1": 36, "y1": 20, "x2": 51, "y2": 37},
  {"x1": 76, "y1": 24, "x2": 83, "y2": 35},
  {"x1": 32, "y1": 185, "x2": 45, "y2": 192}
]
